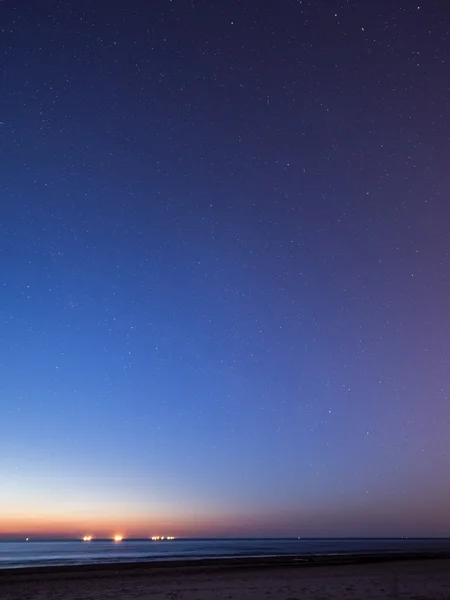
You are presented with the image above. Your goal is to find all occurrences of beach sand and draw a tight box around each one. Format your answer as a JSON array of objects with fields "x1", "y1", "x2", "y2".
[{"x1": 1, "y1": 556, "x2": 450, "y2": 599}]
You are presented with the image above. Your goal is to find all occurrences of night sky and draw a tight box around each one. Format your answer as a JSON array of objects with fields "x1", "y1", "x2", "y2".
[{"x1": 1, "y1": 0, "x2": 450, "y2": 539}]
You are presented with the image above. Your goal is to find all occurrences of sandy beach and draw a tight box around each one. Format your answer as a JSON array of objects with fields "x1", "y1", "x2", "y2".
[{"x1": 1, "y1": 555, "x2": 450, "y2": 600}]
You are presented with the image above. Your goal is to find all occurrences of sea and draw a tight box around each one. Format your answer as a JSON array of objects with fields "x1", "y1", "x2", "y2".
[{"x1": 1, "y1": 538, "x2": 450, "y2": 569}]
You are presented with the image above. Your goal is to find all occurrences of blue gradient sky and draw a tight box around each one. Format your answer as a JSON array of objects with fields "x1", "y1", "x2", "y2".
[{"x1": 1, "y1": 0, "x2": 450, "y2": 538}]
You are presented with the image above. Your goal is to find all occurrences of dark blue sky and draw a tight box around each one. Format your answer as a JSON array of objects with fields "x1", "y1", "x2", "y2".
[{"x1": 1, "y1": 0, "x2": 450, "y2": 538}]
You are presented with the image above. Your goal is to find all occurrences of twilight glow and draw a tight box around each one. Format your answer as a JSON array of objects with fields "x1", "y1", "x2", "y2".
[{"x1": 1, "y1": 0, "x2": 450, "y2": 540}]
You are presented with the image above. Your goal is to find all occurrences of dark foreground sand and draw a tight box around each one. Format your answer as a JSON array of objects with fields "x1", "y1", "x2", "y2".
[{"x1": 2, "y1": 554, "x2": 450, "y2": 600}]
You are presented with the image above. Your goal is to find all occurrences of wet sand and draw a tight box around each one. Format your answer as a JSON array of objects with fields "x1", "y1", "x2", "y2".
[{"x1": 1, "y1": 554, "x2": 450, "y2": 599}]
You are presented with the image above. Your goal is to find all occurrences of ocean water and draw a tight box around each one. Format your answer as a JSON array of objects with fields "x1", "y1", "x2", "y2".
[{"x1": 1, "y1": 538, "x2": 450, "y2": 569}]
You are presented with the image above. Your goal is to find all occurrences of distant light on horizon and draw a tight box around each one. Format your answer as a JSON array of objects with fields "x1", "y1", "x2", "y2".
[
  {"x1": 151, "y1": 535, "x2": 175, "y2": 541},
  {"x1": 114, "y1": 534, "x2": 123, "y2": 542},
  {"x1": 82, "y1": 535, "x2": 93, "y2": 542}
]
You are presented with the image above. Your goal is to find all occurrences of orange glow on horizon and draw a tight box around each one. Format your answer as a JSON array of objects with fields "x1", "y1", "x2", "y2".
[
  {"x1": 114, "y1": 534, "x2": 123, "y2": 542},
  {"x1": 0, "y1": 507, "x2": 271, "y2": 539}
]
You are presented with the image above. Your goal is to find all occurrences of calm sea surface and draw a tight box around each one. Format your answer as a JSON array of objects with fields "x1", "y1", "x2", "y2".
[{"x1": 1, "y1": 538, "x2": 449, "y2": 569}]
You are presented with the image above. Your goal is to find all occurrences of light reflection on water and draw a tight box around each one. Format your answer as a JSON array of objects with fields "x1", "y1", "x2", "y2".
[{"x1": 1, "y1": 538, "x2": 450, "y2": 569}]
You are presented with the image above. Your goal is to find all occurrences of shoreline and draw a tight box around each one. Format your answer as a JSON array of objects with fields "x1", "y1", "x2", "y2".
[
  {"x1": 2, "y1": 550, "x2": 450, "y2": 581},
  {"x1": 2, "y1": 556, "x2": 450, "y2": 600}
]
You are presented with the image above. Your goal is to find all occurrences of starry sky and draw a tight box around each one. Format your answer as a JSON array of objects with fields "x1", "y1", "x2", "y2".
[{"x1": 1, "y1": 0, "x2": 450, "y2": 539}]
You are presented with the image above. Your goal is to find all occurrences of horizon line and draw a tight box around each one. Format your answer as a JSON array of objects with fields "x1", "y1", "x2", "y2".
[{"x1": 2, "y1": 536, "x2": 450, "y2": 541}]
